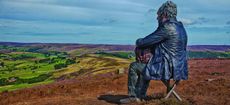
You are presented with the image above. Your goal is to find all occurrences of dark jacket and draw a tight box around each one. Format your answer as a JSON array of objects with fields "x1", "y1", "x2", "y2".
[{"x1": 136, "y1": 18, "x2": 188, "y2": 80}]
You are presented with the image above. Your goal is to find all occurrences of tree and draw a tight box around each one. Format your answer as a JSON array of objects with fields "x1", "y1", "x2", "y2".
[
  {"x1": 66, "y1": 58, "x2": 76, "y2": 65},
  {"x1": 0, "y1": 62, "x2": 4, "y2": 67},
  {"x1": 54, "y1": 63, "x2": 67, "y2": 70}
]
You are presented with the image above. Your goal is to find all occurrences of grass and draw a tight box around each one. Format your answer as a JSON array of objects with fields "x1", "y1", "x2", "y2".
[
  {"x1": 188, "y1": 51, "x2": 230, "y2": 58},
  {"x1": 0, "y1": 80, "x2": 54, "y2": 92},
  {"x1": 1, "y1": 45, "x2": 229, "y2": 93},
  {"x1": 0, "y1": 49, "x2": 74, "y2": 92},
  {"x1": 52, "y1": 54, "x2": 131, "y2": 78},
  {"x1": 95, "y1": 51, "x2": 134, "y2": 59},
  {"x1": 0, "y1": 62, "x2": 55, "y2": 79},
  {"x1": 9, "y1": 52, "x2": 46, "y2": 59}
]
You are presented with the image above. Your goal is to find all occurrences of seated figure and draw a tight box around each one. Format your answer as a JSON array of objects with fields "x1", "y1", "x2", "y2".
[{"x1": 120, "y1": 1, "x2": 188, "y2": 104}]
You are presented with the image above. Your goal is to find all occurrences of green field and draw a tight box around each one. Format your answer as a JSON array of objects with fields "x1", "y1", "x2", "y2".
[
  {"x1": 188, "y1": 51, "x2": 230, "y2": 58},
  {"x1": 96, "y1": 51, "x2": 230, "y2": 59},
  {"x1": 0, "y1": 45, "x2": 76, "y2": 92}
]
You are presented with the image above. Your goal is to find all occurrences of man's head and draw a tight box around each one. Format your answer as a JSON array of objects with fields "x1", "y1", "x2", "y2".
[{"x1": 157, "y1": 1, "x2": 177, "y2": 23}]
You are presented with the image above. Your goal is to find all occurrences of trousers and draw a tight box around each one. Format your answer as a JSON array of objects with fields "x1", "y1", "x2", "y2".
[{"x1": 128, "y1": 62, "x2": 150, "y2": 98}]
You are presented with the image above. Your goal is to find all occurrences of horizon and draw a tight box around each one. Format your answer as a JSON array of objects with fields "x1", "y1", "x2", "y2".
[
  {"x1": 1, "y1": 0, "x2": 230, "y2": 45},
  {"x1": 1, "y1": 41, "x2": 230, "y2": 46}
]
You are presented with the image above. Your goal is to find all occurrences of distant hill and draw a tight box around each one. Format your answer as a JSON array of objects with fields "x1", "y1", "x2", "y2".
[
  {"x1": 0, "y1": 42, "x2": 230, "y2": 52},
  {"x1": 0, "y1": 42, "x2": 134, "y2": 52},
  {"x1": 187, "y1": 45, "x2": 230, "y2": 52}
]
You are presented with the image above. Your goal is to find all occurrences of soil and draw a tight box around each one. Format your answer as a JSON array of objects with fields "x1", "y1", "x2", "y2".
[{"x1": 0, "y1": 59, "x2": 230, "y2": 105}]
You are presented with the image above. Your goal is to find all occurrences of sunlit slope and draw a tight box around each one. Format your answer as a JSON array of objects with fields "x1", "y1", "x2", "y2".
[
  {"x1": 0, "y1": 45, "x2": 133, "y2": 92},
  {"x1": 53, "y1": 54, "x2": 132, "y2": 78}
]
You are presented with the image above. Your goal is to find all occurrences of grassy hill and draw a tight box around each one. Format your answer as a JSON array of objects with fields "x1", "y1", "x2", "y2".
[
  {"x1": 0, "y1": 44, "x2": 134, "y2": 92},
  {"x1": 0, "y1": 43, "x2": 230, "y2": 105},
  {"x1": 0, "y1": 47, "x2": 76, "y2": 91},
  {"x1": 0, "y1": 43, "x2": 230, "y2": 92}
]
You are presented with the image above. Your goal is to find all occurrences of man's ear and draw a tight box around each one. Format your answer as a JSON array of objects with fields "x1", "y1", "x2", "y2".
[
  {"x1": 161, "y1": 14, "x2": 169, "y2": 22},
  {"x1": 161, "y1": 14, "x2": 167, "y2": 19}
]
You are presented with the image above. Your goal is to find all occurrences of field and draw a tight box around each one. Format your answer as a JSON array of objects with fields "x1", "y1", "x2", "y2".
[
  {"x1": 0, "y1": 42, "x2": 230, "y2": 105},
  {"x1": 0, "y1": 45, "x2": 76, "y2": 91}
]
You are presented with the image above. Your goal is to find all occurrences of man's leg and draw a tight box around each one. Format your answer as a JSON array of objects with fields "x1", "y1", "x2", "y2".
[
  {"x1": 120, "y1": 62, "x2": 147, "y2": 104},
  {"x1": 161, "y1": 80, "x2": 171, "y2": 93},
  {"x1": 139, "y1": 75, "x2": 150, "y2": 98},
  {"x1": 128, "y1": 62, "x2": 146, "y2": 98}
]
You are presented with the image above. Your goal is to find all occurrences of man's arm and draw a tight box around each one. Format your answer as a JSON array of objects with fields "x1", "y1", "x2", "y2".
[{"x1": 136, "y1": 24, "x2": 170, "y2": 48}]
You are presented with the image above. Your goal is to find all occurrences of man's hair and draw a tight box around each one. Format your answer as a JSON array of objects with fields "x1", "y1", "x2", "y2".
[{"x1": 157, "y1": 1, "x2": 177, "y2": 18}]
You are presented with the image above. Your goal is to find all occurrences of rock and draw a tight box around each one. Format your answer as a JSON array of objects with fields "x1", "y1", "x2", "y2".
[
  {"x1": 117, "y1": 68, "x2": 125, "y2": 74},
  {"x1": 105, "y1": 91, "x2": 115, "y2": 95},
  {"x1": 210, "y1": 72, "x2": 223, "y2": 76},
  {"x1": 207, "y1": 79, "x2": 215, "y2": 82},
  {"x1": 8, "y1": 77, "x2": 17, "y2": 83}
]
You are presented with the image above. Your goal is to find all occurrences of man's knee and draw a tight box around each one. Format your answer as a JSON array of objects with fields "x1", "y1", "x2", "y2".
[
  {"x1": 129, "y1": 62, "x2": 138, "y2": 71},
  {"x1": 130, "y1": 62, "x2": 137, "y2": 67},
  {"x1": 129, "y1": 62, "x2": 145, "y2": 74}
]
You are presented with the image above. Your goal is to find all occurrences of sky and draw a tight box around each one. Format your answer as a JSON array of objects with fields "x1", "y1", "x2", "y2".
[{"x1": 0, "y1": 0, "x2": 230, "y2": 45}]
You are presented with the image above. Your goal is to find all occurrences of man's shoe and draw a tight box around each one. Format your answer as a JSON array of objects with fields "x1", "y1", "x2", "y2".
[{"x1": 119, "y1": 97, "x2": 141, "y2": 104}]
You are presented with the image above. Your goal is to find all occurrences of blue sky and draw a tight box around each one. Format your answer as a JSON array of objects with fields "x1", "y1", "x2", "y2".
[{"x1": 0, "y1": 0, "x2": 230, "y2": 45}]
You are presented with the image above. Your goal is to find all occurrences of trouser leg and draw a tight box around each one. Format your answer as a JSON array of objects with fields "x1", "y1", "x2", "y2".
[
  {"x1": 162, "y1": 80, "x2": 170, "y2": 93},
  {"x1": 128, "y1": 62, "x2": 148, "y2": 98},
  {"x1": 139, "y1": 76, "x2": 150, "y2": 98}
]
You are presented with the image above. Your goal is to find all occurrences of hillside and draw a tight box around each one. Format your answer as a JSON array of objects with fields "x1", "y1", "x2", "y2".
[
  {"x1": 0, "y1": 59, "x2": 229, "y2": 105},
  {"x1": 1, "y1": 42, "x2": 230, "y2": 52},
  {"x1": 0, "y1": 42, "x2": 230, "y2": 105}
]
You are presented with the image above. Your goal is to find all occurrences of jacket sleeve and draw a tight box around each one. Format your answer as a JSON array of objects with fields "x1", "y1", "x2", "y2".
[{"x1": 136, "y1": 25, "x2": 169, "y2": 48}]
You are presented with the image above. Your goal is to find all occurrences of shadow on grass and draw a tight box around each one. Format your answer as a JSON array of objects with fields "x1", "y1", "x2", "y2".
[{"x1": 98, "y1": 94, "x2": 129, "y2": 104}]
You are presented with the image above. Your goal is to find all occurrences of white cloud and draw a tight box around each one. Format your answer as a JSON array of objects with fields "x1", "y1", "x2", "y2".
[
  {"x1": 1, "y1": 0, "x2": 151, "y2": 25},
  {"x1": 1, "y1": 0, "x2": 230, "y2": 44},
  {"x1": 179, "y1": 18, "x2": 194, "y2": 25}
]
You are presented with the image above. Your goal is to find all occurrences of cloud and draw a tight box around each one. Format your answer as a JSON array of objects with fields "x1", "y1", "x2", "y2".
[
  {"x1": 0, "y1": 0, "x2": 149, "y2": 27},
  {"x1": 180, "y1": 17, "x2": 214, "y2": 26},
  {"x1": 147, "y1": 8, "x2": 157, "y2": 14},
  {"x1": 196, "y1": 17, "x2": 210, "y2": 23},
  {"x1": 226, "y1": 21, "x2": 230, "y2": 25},
  {"x1": 0, "y1": 18, "x2": 110, "y2": 36},
  {"x1": 179, "y1": 18, "x2": 194, "y2": 25},
  {"x1": 187, "y1": 17, "x2": 211, "y2": 25},
  {"x1": 1, "y1": 0, "x2": 230, "y2": 44},
  {"x1": 5, "y1": 0, "x2": 148, "y2": 14},
  {"x1": 103, "y1": 18, "x2": 117, "y2": 24}
]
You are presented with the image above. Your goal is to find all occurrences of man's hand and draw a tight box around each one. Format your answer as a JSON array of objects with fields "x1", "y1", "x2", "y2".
[{"x1": 135, "y1": 47, "x2": 153, "y2": 63}]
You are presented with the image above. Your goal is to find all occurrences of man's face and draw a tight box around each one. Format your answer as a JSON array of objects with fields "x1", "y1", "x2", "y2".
[{"x1": 157, "y1": 14, "x2": 167, "y2": 24}]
